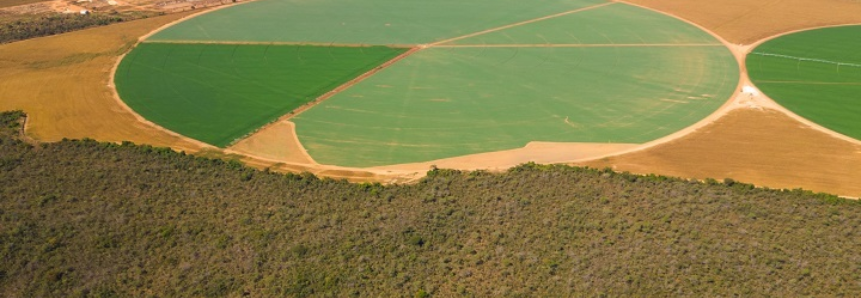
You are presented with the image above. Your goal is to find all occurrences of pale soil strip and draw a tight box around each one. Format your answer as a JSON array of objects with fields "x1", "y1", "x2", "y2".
[
  {"x1": 143, "y1": 40, "x2": 415, "y2": 48},
  {"x1": 370, "y1": 142, "x2": 640, "y2": 173},
  {"x1": 227, "y1": 121, "x2": 315, "y2": 165},
  {"x1": 428, "y1": 2, "x2": 617, "y2": 46},
  {"x1": 543, "y1": 1, "x2": 746, "y2": 162},
  {"x1": 739, "y1": 23, "x2": 861, "y2": 147},
  {"x1": 226, "y1": 46, "x2": 422, "y2": 148},
  {"x1": 434, "y1": 43, "x2": 722, "y2": 48}
]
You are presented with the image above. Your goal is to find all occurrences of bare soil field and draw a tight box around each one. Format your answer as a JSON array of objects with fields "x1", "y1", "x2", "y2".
[
  {"x1": 227, "y1": 121, "x2": 315, "y2": 165},
  {"x1": 0, "y1": 0, "x2": 49, "y2": 9},
  {"x1": 0, "y1": 11, "x2": 204, "y2": 152},
  {"x1": 624, "y1": 0, "x2": 861, "y2": 44},
  {"x1": 581, "y1": 108, "x2": 861, "y2": 197}
]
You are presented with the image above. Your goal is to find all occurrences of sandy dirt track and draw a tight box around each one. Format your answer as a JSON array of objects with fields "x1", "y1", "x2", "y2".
[
  {"x1": 580, "y1": 109, "x2": 861, "y2": 197},
  {"x1": 624, "y1": 0, "x2": 861, "y2": 44},
  {"x1": 370, "y1": 142, "x2": 640, "y2": 172},
  {"x1": 0, "y1": 12, "x2": 205, "y2": 153}
]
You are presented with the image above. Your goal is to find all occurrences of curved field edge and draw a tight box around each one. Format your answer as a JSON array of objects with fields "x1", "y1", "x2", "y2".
[
  {"x1": 0, "y1": 11, "x2": 206, "y2": 152},
  {"x1": 293, "y1": 45, "x2": 739, "y2": 168},
  {"x1": 747, "y1": 25, "x2": 861, "y2": 141},
  {"x1": 446, "y1": 3, "x2": 719, "y2": 45},
  {"x1": 622, "y1": 0, "x2": 861, "y2": 44},
  {"x1": 582, "y1": 108, "x2": 861, "y2": 197},
  {"x1": 144, "y1": 0, "x2": 608, "y2": 45},
  {"x1": 114, "y1": 43, "x2": 407, "y2": 147}
]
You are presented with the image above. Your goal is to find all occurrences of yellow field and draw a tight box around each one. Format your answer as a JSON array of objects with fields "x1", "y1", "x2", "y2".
[
  {"x1": 581, "y1": 109, "x2": 861, "y2": 197},
  {"x1": 0, "y1": 12, "x2": 205, "y2": 153},
  {"x1": 625, "y1": 0, "x2": 861, "y2": 44}
]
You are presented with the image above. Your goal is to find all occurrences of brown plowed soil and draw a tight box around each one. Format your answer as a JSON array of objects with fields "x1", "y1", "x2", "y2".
[
  {"x1": 0, "y1": 12, "x2": 204, "y2": 153},
  {"x1": 580, "y1": 109, "x2": 861, "y2": 197},
  {"x1": 625, "y1": 0, "x2": 861, "y2": 44}
]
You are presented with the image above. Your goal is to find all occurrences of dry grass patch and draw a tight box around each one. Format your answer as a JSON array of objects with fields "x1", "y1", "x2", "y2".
[
  {"x1": 626, "y1": 0, "x2": 861, "y2": 44},
  {"x1": 0, "y1": 0, "x2": 49, "y2": 9},
  {"x1": 227, "y1": 121, "x2": 315, "y2": 165},
  {"x1": 0, "y1": 12, "x2": 204, "y2": 152},
  {"x1": 581, "y1": 108, "x2": 861, "y2": 197}
]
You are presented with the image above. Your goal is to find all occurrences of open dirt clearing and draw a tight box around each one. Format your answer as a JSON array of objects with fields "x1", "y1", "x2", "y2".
[
  {"x1": 624, "y1": 0, "x2": 861, "y2": 44},
  {"x1": 0, "y1": 11, "x2": 205, "y2": 152},
  {"x1": 227, "y1": 121, "x2": 314, "y2": 165},
  {"x1": 0, "y1": 0, "x2": 49, "y2": 9},
  {"x1": 580, "y1": 108, "x2": 861, "y2": 197}
]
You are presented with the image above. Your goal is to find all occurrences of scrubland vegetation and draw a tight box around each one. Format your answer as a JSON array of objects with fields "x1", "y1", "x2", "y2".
[
  {"x1": 1, "y1": 111, "x2": 860, "y2": 297},
  {"x1": 0, "y1": 11, "x2": 162, "y2": 44}
]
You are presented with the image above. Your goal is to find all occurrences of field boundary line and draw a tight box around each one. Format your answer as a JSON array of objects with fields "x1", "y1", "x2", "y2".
[
  {"x1": 108, "y1": 14, "x2": 222, "y2": 150},
  {"x1": 428, "y1": 2, "x2": 616, "y2": 46},
  {"x1": 743, "y1": 24, "x2": 861, "y2": 147},
  {"x1": 283, "y1": 46, "x2": 421, "y2": 119},
  {"x1": 228, "y1": 47, "x2": 423, "y2": 146},
  {"x1": 143, "y1": 40, "x2": 416, "y2": 48},
  {"x1": 434, "y1": 43, "x2": 722, "y2": 48},
  {"x1": 102, "y1": 1, "x2": 266, "y2": 151}
]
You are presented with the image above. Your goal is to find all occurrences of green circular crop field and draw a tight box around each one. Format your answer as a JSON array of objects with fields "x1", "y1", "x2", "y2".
[
  {"x1": 115, "y1": 0, "x2": 740, "y2": 167},
  {"x1": 748, "y1": 25, "x2": 861, "y2": 142}
]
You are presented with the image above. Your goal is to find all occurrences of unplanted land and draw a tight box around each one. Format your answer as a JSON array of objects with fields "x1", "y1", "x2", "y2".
[
  {"x1": 0, "y1": 11, "x2": 204, "y2": 152},
  {"x1": 624, "y1": 0, "x2": 861, "y2": 44},
  {"x1": 582, "y1": 109, "x2": 861, "y2": 197},
  {"x1": 748, "y1": 25, "x2": 861, "y2": 141},
  {"x1": 115, "y1": 43, "x2": 406, "y2": 147},
  {"x1": 293, "y1": 45, "x2": 738, "y2": 167}
]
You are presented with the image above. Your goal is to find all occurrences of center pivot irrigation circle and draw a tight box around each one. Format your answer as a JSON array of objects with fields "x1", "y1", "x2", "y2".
[{"x1": 114, "y1": 0, "x2": 740, "y2": 168}]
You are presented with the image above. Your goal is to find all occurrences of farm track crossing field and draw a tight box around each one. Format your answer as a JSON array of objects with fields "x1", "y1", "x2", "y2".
[
  {"x1": 147, "y1": 0, "x2": 606, "y2": 45},
  {"x1": 115, "y1": 43, "x2": 406, "y2": 147},
  {"x1": 748, "y1": 26, "x2": 861, "y2": 141},
  {"x1": 115, "y1": 0, "x2": 740, "y2": 167},
  {"x1": 294, "y1": 46, "x2": 738, "y2": 167}
]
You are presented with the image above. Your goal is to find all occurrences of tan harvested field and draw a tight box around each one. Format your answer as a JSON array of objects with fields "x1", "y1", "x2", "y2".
[
  {"x1": 581, "y1": 109, "x2": 861, "y2": 197},
  {"x1": 624, "y1": 0, "x2": 861, "y2": 44},
  {"x1": 0, "y1": 11, "x2": 206, "y2": 153},
  {"x1": 0, "y1": 0, "x2": 49, "y2": 9},
  {"x1": 227, "y1": 121, "x2": 314, "y2": 165}
]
